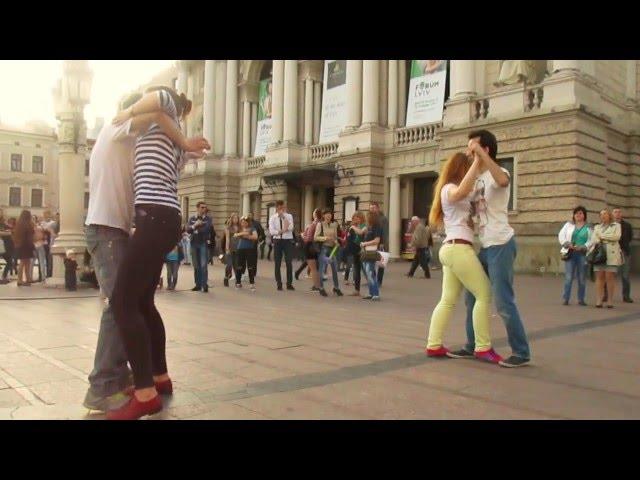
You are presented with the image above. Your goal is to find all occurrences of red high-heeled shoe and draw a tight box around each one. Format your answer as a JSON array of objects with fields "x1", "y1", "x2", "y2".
[
  {"x1": 106, "y1": 394, "x2": 162, "y2": 420},
  {"x1": 123, "y1": 378, "x2": 173, "y2": 397}
]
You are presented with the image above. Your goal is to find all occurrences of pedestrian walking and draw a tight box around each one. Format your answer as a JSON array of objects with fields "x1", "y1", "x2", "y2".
[
  {"x1": 406, "y1": 216, "x2": 433, "y2": 279},
  {"x1": 315, "y1": 208, "x2": 343, "y2": 297},
  {"x1": 187, "y1": 201, "x2": 213, "y2": 292},
  {"x1": 12, "y1": 210, "x2": 34, "y2": 287},
  {"x1": 269, "y1": 200, "x2": 295, "y2": 291},
  {"x1": 234, "y1": 215, "x2": 258, "y2": 290},
  {"x1": 558, "y1": 206, "x2": 592, "y2": 306}
]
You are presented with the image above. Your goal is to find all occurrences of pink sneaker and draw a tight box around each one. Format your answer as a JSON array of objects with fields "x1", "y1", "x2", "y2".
[
  {"x1": 474, "y1": 348, "x2": 503, "y2": 364},
  {"x1": 425, "y1": 346, "x2": 450, "y2": 357}
]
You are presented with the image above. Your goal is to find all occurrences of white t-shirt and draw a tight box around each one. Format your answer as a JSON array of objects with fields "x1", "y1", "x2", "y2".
[
  {"x1": 85, "y1": 119, "x2": 136, "y2": 233},
  {"x1": 441, "y1": 183, "x2": 475, "y2": 243},
  {"x1": 472, "y1": 168, "x2": 514, "y2": 248}
]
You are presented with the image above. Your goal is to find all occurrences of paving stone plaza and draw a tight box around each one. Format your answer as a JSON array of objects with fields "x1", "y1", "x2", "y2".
[{"x1": 0, "y1": 260, "x2": 638, "y2": 420}]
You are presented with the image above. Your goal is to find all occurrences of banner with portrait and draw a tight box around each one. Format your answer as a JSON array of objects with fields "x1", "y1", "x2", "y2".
[
  {"x1": 319, "y1": 60, "x2": 348, "y2": 144},
  {"x1": 254, "y1": 78, "x2": 273, "y2": 156},
  {"x1": 405, "y1": 60, "x2": 448, "y2": 127}
]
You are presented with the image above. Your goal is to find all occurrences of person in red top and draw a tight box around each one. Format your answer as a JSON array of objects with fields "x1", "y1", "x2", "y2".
[{"x1": 295, "y1": 208, "x2": 322, "y2": 292}]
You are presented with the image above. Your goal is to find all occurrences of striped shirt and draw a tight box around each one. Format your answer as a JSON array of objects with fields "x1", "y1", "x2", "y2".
[{"x1": 134, "y1": 90, "x2": 183, "y2": 211}]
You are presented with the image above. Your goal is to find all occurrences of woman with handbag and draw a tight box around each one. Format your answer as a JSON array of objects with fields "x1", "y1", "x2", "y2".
[
  {"x1": 591, "y1": 209, "x2": 622, "y2": 308},
  {"x1": 314, "y1": 208, "x2": 344, "y2": 297},
  {"x1": 558, "y1": 206, "x2": 593, "y2": 306},
  {"x1": 359, "y1": 211, "x2": 383, "y2": 300},
  {"x1": 296, "y1": 208, "x2": 322, "y2": 292},
  {"x1": 345, "y1": 211, "x2": 367, "y2": 296}
]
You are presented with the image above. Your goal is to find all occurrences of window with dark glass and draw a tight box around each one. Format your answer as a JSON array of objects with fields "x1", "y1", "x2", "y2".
[
  {"x1": 32, "y1": 155, "x2": 43, "y2": 173},
  {"x1": 9, "y1": 187, "x2": 21, "y2": 206},
  {"x1": 31, "y1": 189, "x2": 43, "y2": 208},
  {"x1": 11, "y1": 154, "x2": 22, "y2": 172}
]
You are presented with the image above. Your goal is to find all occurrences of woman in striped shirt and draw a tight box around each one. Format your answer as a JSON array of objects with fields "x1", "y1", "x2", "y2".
[{"x1": 108, "y1": 87, "x2": 208, "y2": 420}]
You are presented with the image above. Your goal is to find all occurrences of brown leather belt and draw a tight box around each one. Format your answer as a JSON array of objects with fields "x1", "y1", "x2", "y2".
[{"x1": 444, "y1": 239, "x2": 473, "y2": 245}]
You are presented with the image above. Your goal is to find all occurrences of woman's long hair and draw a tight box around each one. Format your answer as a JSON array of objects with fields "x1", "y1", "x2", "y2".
[
  {"x1": 145, "y1": 85, "x2": 192, "y2": 119},
  {"x1": 13, "y1": 210, "x2": 34, "y2": 247},
  {"x1": 226, "y1": 212, "x2": 240, "y2": 228},
  {"x1": 429, "y1": 153, "x2": 472, "y2": 229}
]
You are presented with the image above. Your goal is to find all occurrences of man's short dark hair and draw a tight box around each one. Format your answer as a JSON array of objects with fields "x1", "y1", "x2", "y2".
[
  {"x1": 275, "y1": 200, "x2": 285, "y2": 208},
  {"x1": 573, "y1": 206, "x2": 587, "y2": 222},
  {"x1": 468, "y1": 129, "x2": 498, "y2": 160},
  {"x1": 197, "y1": 201, "x2": 206, "y2": 208},
  {"x1": 370, "y1": 201, "x2": 380, "y2": 208},
  {"x1": 121, "y1": 93, "x2": 143, "y2": 111}
]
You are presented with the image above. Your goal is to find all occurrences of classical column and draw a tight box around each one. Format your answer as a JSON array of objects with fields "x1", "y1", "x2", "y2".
[
  {"x1": 303, "y1": 185, "x2": 314, "y2": 224},
  {"x1": 313, "y1": 81, "x2": 322, "y2": 143},
  {"x1": 242, "y1": 100, "x2": 251, "y2": 157},
  {"x1": 213, "y1": 61, "x2": 226, "y2": 155},
  {"x1": 203, "y1": 60, "x2": 216, "y2": 145},
  {"x1": 398, "y1": 60, "x2": 407, "y2": 127},
  {"x1": 271, "y1": 60, "x2": 284, "y2": 144},
  {"x1": 345, "y1": 60, "x2": 363, "y2": 130},
  {"x1": 224, "y1": 60, "x2": 238, "y2": 157},
  {"x1": 304, "y1": 77, "x2": 314, "y2": 145},
  {"x1": 177, "y1": 61, "x2": 188, "y2": 95},
  {"x1": 250, "y1": 103, "x2": 258, "y2": 154},
  {"x1": 450, "y1": 60, "x2": 476, "y2": 98},
  {"x1": 387, "y1": 60, "x2": 398, "y2": 128},
  {"x1": 388, "y1": 176, "x2": 401, "y2": 259},
  {"x1": 283, "y1": 60, "x2": 298, "y2": 143},
  {"x1": 242, "y1": 192, "x2": 251, "y2": 216},
  {"x1": 362, "y1": 60, "x2": 379, "y2": 125}
]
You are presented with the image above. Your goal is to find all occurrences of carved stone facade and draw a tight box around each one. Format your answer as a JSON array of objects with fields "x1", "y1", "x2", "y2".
[{"x1": 129, "y1": 60, "x2": 640, "y2": 273}]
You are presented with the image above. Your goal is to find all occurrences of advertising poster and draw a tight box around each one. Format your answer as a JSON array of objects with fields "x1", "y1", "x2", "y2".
[
  {"x1": 405, "y1": 60, "x2": 448, "y2": 127},
  {"x1": 254, "y1": 78, "x2": 273, "y2": 156},
  {"x1": 319, "y1": 60, "x2": 348, "y2": 144}
]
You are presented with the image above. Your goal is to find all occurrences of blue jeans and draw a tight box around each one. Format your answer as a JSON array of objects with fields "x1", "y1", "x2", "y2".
[
  {"x1": 181, "y1": 237, "x2": 191, "y2": 264},
  {"x1": 319, "y1": 246, "x2": 340, "y2": 290},
  {"x1": 85, "y1": 225, "x2": 131, "y2": 398},
  {"x1": 620, "y1": 253, "x2": 632, "y2": 300},
  {"x1": 191, "y1": 242, "x2": 208, "y2": 289},
  {"x1": 464, "y1": 237, "x2": 531, "y2": 359},
  {"x1": 364, "y1": 261, "x2": 380, "y2": 297},
  {"x1": 563, "y1": 251, "x2": 587, "y2": 302}
]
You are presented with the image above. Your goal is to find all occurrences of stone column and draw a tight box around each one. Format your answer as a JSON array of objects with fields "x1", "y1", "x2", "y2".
[
  {"x1": 242, "y1": 100, "x2": 251, "y2": 157},
  {"x1": 250, "y1": 103, "x2": 258, "y2": 154},
  {"x1": 203, "y1": 60, "x2": 216, "y2": 145},
  {"x1": 224, "y1": 60, "x2": 238, "y2": 157},
  {"x1": 283, "y1": 60, "x2": 298, "y2": 143},
  {"x1": 213, "y1": 61, "x2": 226, "y2": 155},
  {"x1": 345, "y1": 60, "x2": 363, "y2": 130},
  {"x1": 304, "y1": 77, "x2": 314, "y2": 145},
  {"x1": 271, "y1": 60, "x2": 284, "y2": 144},
  {"x1": 398, "y1": 60, "x2": 407, "y2": 127},
  {"x1": 450, "y1": 60, "x2": 476, "y2": 98},
  {"x1": 303, "y1": 185, "x2": 314, "y2": 224},
  {"x1": 388, "y1": 175, "x2": 401, "y2": 259},
  {"x1": 387, "y1": 60, "x2": 398, "y2": 128},
  {"x1": 362, "y1": 60, "x2": 379, "y2": 125},
  {"x1": 313, "y1": 81, "x2": 322, "y2": 143},
  {"x1": 242, "y1": 192, "x2": 251, "y2": 216},
  {"x1": 177, "y1": 61, "x2": 188, "y2": 95}
]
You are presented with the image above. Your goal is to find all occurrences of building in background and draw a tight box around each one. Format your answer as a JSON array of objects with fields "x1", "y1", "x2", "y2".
[{"x1": 124, "y1": 60, "x2": 640, "y2": 273}]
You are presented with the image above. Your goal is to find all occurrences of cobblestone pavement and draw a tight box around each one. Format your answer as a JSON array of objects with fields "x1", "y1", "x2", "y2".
[{"x1": 0, "y1": 259, "x2": 638, "y2": 420}]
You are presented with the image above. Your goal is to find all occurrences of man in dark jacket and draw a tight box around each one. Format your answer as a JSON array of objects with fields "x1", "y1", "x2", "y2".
[
  {"x1": 246, "y1": 212, "x2": 264, "y2": 277},
  {"x1": 187, "y1": 202, "x2": 213, "y2": 292},
  {"x1": 613, "y1": 208, "x2": 633, "y2": 303}
]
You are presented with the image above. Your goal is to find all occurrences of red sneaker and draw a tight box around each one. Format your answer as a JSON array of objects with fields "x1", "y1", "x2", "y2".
[
  {"x1": 474, "y1": 348, "x2": 503, "y2": 364},
  {"x1": 123, "y1": 378, "x2": 173, "y2": 397},
  {"x1": 425, "y1": 346, "x2": 450, "y2": 357},
  {"x1": 106, "y1": 395, "x2": 162, "y2": 420}
]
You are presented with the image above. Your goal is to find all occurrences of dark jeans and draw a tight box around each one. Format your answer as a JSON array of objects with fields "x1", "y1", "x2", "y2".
[
  {"x1": 349, "y1": 253, "x2": 362, "y2": 291},
  {"x1": 110, "y1": 204, "x2": 181, "y2": 389},
  {"x1": 295, "y1": 260, "x2": 308, "y2": 278},
  {"x1": 165, "y1": 260, "x2": 180, "y2": 289},
  {"x1": 236, "y1": 248, "x2": 257, "y2": 284},
  {"x1": 44, "y1": 243, "x2": 53, "y2": 277},
  {"x1": 191, "y1": 242, "x2": 208, "y2": 289},
  {"x1": 464, "y1": 237, "x2": 531, "y2": 360},
  {"x1": 408, "y1": 247, "x2": 431, "y2": 278},
  {"x1": 377, "y1": 246, "x2": 386, "y2": 286},
  {"x1": 563, "y1": 251, "x2": 587, "y2": 302},
  {"x1": 273, "y1": 239, "x2": 294, "y2": 287},
  {"x1": 2, "y1": 252, "x2": 16, "y2": 279},
  {"x1": 85, "y1": 225, "x2": 131, "y2": 398},
  {"x1": 621, "y1": 253, "x2": 632, "y2": 300}
]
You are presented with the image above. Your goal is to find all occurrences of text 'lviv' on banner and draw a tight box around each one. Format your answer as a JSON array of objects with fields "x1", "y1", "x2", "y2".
[
  {"x1": 319, "y1": 60, "x2": 348, "y2": 144},
  {"x1": 405, "y1": 60, "x2": 448, "y2": 127},
  {"x1": 254, "y1": 78, "x2": 273, "y2": 156}
]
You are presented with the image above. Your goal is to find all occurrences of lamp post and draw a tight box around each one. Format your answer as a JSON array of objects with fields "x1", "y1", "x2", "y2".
[{"x1": 47, "y1": 60, "x2": 93, "y2": 287}]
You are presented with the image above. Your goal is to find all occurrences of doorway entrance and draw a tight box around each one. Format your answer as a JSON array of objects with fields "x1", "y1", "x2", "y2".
[{"x1": 413, "y1": 176, "x2": 437, "y2": 220}]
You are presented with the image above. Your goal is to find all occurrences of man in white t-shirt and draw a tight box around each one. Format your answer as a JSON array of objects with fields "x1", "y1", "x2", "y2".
[
  {"x1": 448, "y1": 129, "x2": 531, "y2": 368},
  {"x1": 83, "y1": 91, "x2": 210, "y2": 412}
]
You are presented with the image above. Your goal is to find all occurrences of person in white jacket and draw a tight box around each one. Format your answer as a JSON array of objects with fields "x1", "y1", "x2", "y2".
[{"x1": 558, "y1": 206, "x2": 593, "y2": 306}]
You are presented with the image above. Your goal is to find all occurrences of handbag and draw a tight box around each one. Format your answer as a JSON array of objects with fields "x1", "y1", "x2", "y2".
[
  {"x1": 360, "y1": 245, "x2": 380, "y2": 262},
  {"x1": 560, "y1": 246, "x2": 572, "y2": 261},
  {"x1": 309, "y1": 222, "x2": 323, "y2": 255},
  {"x1": 586, "y1": 242, "x2": 607, "y2": 265}
]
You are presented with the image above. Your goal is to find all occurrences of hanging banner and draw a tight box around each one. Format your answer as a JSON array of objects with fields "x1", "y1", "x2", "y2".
[
  {"x1": 319, "y1": 60, "x2": 348, "y2": 144},
  {"x1": 405, "y1": 60, "x2": 447, "y2": 127},
  {"x1": 254, "y1": 78, "x2": 273, "y2": 156}
]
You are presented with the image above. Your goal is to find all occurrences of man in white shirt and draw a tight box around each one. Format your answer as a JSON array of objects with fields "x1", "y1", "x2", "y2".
[
  {"x1": 269, "y1": 200, "x2": 295, "y2": 291},
  {"x1": 83, "y1": 91, "x2": 209, "y2": 411},
  {"x1": 448, "y1": 129, "x2": 531, "y2": 368}
]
